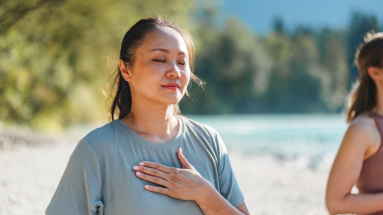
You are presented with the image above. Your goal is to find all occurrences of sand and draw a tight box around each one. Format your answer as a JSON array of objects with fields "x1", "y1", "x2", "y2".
[
  {"x1": 230, "y1": 153, "x2": 329, "y2": 214},
  {"x1": 0, "y1": 140, "x2": 331, "y2": 215}
]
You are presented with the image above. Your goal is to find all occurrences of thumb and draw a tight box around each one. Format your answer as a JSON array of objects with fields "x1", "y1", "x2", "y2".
[{"x1": 177, "y1": 148, "x2": 192, "y2": 169}]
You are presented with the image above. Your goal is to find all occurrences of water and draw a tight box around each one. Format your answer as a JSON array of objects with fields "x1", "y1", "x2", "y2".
[
  {"x1": 188, "y1": 114, "x2": 348, "y2": 170},
  {"x1": 70, "y1": 114, "x2": 349, "y2": 171}
]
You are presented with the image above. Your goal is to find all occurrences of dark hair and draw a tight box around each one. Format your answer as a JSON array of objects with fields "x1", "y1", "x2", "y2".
[
  {"x1": 347, "y1": 32, "x2": 383, "y2": 122},
  {"x1": 109, "y1": 17, "x2": 203, "y2": 120}
]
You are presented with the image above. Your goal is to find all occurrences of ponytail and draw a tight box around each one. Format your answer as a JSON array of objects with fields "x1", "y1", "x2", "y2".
[
  {"x1": 110, "y1": 68, "x2": 132, "y2": 120},
  {"x1": 346, "y1": 32, "x2": 383, "y2": 122}
]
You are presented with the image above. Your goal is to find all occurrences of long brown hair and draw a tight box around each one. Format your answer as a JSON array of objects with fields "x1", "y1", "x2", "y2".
[
  {"x1": 347, "y1": 32, "x2": 383, "y2": 122},
  {"x1": 109, "y1": 17, "x2": 203, "y2": 120}
]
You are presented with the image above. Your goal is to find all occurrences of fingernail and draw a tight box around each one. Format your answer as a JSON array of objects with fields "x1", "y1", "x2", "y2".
[
  {"x1": 180, "y1": 148, "x2": 183, "y2": 153},
  {"x1": 136, "y1": 172, "x2": 142, "y2": 176},
  {"x1": 139, "y1": 162, "x2": 144, "y2": 166},
  {"x1": 145, "y1": 185, "x2": 150, "y2": 189},
  {"x1": 133, "y1": 166, "x2": 139, "y2": 170}
]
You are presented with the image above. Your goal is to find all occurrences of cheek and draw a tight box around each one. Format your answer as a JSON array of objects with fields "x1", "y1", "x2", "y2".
[
  {"x1": 132, "y1": 68, "x2": 162, "y2": 95},
  {"x1": 181, "y1": 70, "x2": 191, "y2": 91},
  {"x1": 137, "y1": 64, "x2": 162, "y2": 83}
]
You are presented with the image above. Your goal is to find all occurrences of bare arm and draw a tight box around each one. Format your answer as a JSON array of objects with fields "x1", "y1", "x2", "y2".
[
  {"x1": 133, "y1": 148, "x2": 250, "y2": 215},
  {"x1": 326, "y1": 117, "x2": 383, "y2": 214},
  {"x1": 197, "y1": 187, "x2": 249, "y2": 215}
]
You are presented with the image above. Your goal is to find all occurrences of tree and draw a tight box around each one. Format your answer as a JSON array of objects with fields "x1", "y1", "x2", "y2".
[
  {"x1": 180, "y1": 17, "x2": 272, "y2": 114},
  {"x1": 347, "y1": 11, "x2": 380, "y2": 85},
  {"x1": 0, "y1": 0, "x2": 194, "y2": 131}
]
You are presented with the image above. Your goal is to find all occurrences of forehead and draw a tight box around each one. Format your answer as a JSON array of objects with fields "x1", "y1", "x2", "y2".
[{"x1": 139, "y1": 27, "x2": 188, "y2": 55}]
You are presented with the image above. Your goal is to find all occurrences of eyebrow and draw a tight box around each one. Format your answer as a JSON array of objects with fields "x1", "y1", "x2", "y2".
[{"x1": 150, "y1": 48, "x2": 186, "y2": 55}]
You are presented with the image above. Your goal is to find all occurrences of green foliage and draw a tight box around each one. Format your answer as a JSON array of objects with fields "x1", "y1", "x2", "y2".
[
  {"x1": 0, "y1": 0, "x2": 193, "y2": 131},
  {"x1": 181, "y1": 18, "x2": 272, "y2": 114},
  {"x1": 180, "y1": 14, "x2": 351, "y2": 114},
  {"x1": 347, "y1": 11, "x2": 381, "y2": 84},
  {"x1": 1, "y1": 2, "x2": 381, "y2": 130}
]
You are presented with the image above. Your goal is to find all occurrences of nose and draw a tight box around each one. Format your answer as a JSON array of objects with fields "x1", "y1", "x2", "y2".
[{"x1": 166, "y1": 61, "x2": 181, "y2": 79}]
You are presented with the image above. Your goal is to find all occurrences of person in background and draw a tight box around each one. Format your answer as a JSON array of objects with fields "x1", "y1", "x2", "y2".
[
  {"x1": 326, "y1": 32, "x2": 383, "y2": 215},
  {"x1": 45, "y1": 17, "x2": 250, "y2": 215}
]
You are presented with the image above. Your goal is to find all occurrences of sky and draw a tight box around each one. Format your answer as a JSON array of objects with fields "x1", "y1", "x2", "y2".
[{"x1": 216, "y1": 0, "x2": 383, "y2": 34}]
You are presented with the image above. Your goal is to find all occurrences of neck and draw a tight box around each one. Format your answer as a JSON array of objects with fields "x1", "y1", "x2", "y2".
[{"x1": 121, "y1": 96, "x2": 179, "y2": 143}]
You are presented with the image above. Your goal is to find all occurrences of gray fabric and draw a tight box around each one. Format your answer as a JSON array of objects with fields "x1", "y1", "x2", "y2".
[{"x1": 46, "y1": 116, "x2": 244, "y2": 215}]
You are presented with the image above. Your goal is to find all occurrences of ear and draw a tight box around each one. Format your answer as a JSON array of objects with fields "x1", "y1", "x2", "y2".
[
  {"x1": 367, "y1": 66, "x2": 382, "y2": 82},
  {"x1": 119, "y1": 59, "x2": 132, "y2": 82}
]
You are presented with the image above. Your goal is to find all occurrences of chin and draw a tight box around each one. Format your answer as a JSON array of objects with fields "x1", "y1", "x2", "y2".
[
  {"x1": 159, "y1": 93, "x2": 183, "y2": 103},
  {"x1": 162, "y1": 97, "x2": 183, "y2": 105}
]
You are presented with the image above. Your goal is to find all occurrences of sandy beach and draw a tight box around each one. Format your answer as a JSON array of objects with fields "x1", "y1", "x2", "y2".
[{"x1": 0, "y1": 137, "x2": 330, "y2": 215}]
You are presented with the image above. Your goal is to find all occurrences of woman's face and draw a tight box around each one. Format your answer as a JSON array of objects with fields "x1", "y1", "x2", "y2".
[{"x1": 122, "y1": 27, "x2": 191, "y2": 108}]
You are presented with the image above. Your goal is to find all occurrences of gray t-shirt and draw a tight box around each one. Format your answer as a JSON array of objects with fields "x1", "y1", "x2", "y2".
[{"x1": 46, "y1": 116, "x2": 244, "y2": 215}]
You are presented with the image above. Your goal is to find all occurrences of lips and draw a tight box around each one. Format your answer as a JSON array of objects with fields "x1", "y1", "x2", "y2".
[{"x1": 162, "y1": 83, "x2": 180, "y2": 91}]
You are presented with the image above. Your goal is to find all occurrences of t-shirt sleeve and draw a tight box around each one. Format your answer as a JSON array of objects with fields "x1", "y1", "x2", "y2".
[
  {"x1": 46, "y1": 138, "x2": 104, "y2": 215},
  {"x1": 215, "y1": 132, "x2": 245, "y2": 208}
]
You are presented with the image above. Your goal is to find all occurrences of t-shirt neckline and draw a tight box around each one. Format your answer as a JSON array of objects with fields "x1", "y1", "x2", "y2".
[{"x1": 116, "y1": 116, "x2": 184, "y2": 150}]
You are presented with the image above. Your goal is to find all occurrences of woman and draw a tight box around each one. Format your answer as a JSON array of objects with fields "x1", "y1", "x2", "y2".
[
  {"x1": 326, "y1": 32, "x2": 383, "y2": 215},
  {"x1": 46, "y1": 17, "x2": 249, "y2": 215}
]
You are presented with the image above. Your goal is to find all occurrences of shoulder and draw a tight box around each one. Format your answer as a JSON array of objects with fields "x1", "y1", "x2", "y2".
[
  {"x1": 80, "y1": 120, "x2": 123, "y2": 151},
  {"x1": 348, "y1": 114, "x2": 379, "y2": 140},
  {"x1": 343, "y1": 113, "x2": 380, "y2": 153},
  {"x1": 179, "y1": 116, "x2": 219, "y2": 138},
  {"x1": 84, "y1": 121, "x2": 118, "y2": 141},
  {"x1": 179, "y1": 116, "x2": 227, "y2": 156}
]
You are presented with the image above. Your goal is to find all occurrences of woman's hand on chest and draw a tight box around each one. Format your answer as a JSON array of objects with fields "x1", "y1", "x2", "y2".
[{"x1": 132, "y1": 148, "x2": 214, "y2": 201}]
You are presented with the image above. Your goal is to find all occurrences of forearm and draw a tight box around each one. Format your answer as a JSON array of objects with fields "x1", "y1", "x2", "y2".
[
  {"x1": 195, "y1": 185, "x2": 244, "y2": 215},
  {"x1": 328, "y1": 193, "x2": 383, "y2": 215}
]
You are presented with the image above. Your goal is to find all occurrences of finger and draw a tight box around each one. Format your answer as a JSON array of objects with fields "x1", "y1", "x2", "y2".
[
  {"x1": 138, "y1": 161, "x2": 172, "y2": 174},
  {"x1": 177, "y1": 148, "x2": 192, "y2": 169},
  {"x1": 144, "y1": 185, "x2": 170, "y2": 195},
  {"x1": 133, "y1": 165, "x2": 169, "y2": 180},
  {"x1": 136, "y1": 171, "x2": 170, "y2": 187}
]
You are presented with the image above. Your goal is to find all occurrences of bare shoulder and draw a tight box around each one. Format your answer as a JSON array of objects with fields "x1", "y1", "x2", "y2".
[
  {"x1": 349, "y1": 114, "x2": 379, "y2": 139},
  {"x1": 345, "y1": 114, "x2": 380, "y2": 158},
  {"x1": 351, "y1": 113, "x2": 375, "y2": 127}
]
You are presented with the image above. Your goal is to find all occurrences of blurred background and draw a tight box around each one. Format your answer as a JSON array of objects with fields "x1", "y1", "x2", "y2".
[{"x1": 1, "y1": 0, "x2": 383, "y2": 214}]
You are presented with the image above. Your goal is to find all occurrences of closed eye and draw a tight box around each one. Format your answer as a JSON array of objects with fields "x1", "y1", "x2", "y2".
[{"x1": 153, "y1": 59, "x2": 165, "y2": 62}]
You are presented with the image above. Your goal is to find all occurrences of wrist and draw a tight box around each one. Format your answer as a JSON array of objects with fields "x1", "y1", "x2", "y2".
[{"x1": 194, "y1": 178, "x2": 218, "y2": 205}]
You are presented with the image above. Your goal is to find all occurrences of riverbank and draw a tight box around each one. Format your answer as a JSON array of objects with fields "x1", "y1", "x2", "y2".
[
  {"x1": 230, "y1": 152, "x2": 329, "y2": 214},
  {"x1": 0, "y1": 139, "x2": 330, "y2": 215}
]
